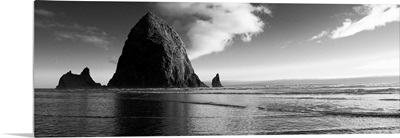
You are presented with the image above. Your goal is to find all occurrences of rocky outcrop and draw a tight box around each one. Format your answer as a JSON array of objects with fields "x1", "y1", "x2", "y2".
[
  {"x1": 212, "y1": 73, "x2": 223, "y2": 87},
  {"x1": 56, "y1": 67, "x2": 101, "y2": 89},
  {"x1": 107, "y1": 12, "x2": 207, "y2": 88}
]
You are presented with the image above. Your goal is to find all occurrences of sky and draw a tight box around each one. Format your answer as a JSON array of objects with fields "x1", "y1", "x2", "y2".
[{"x1": 34, "y1": 1, "x2": 399, "y2": 88}]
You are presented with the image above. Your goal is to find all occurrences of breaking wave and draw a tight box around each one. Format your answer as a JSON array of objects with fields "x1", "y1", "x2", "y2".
[{"x1": 255, "y1": 126, "x2": 400, "y2": 135}]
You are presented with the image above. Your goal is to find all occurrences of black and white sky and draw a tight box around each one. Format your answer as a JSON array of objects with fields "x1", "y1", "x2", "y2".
[{"x1": 34, "y1": 1, "x2": 399, "y2": 88}]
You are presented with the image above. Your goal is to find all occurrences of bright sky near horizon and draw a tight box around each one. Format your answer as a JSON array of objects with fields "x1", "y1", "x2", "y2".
[{"x1": 34, "y1": 1, "x2": 399, "y2": 88}]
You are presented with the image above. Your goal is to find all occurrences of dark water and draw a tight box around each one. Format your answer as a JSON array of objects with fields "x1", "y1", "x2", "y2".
[{"x1": 34, "y1": 88, "x2": 400, "y2": 136}]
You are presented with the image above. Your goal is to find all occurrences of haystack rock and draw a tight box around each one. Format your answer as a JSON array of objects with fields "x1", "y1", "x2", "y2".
[
  {"x1": 108, "y1": 12, "x2": 207, "y2": 88},
  {"x1": 212, "y1": 73, "x2": 223, "y2": 87},
  {"x1": 56, "y1": 67, "x2": 101, "y2": 89}
]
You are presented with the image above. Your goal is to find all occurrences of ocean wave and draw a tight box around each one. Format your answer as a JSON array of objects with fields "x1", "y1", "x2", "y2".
[
  {"x1": 288, "y1": 97, "x2": 351, "y2": 100},
  {"x1": 126, "y1": 98, "x2": 248, "y2": 109},
  {"x1": 127, "y1": 97, "x2": 400, "y2": 118},
  {"x1": 132, "y1": 98, "x2": 400, "y2": 118},
  {"x1": 257, "y1": 105, "x2": 400, "y2": 118},
  {"x1": 255, "y1": 126, "x2": 400, "y2": 135},
  {"x1": 380, "y1": 99, "x2": 400, "y2": 101},
  {"x1": 321, "y1": 111, "x2": 400, "y2": 118}
]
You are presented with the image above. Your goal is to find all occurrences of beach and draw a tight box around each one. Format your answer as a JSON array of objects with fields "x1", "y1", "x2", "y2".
[{"x1": 34, "y1": 87, "x2": 400, "y2": 136}]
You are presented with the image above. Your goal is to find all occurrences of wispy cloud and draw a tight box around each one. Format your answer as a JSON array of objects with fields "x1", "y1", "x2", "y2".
[
  {"x1": 307, "y1": 30, "x2": 329, "y2": 42},
  {"x1": 35, "y1": 9, "x2": 55, "y2": 17},
  {"x1": 35, "y1": 20, "x2": 64, "y2": 28},
  {"x1": 54, "y1": 31, "x2": 110, "y2": 50},
  {"x1": 352, "y1": 5, "x2": 372, "y2": 15},
  {"x1": 278, "y1": 40, "x2": 292, "y2": 49},
  {"x1": 308, "y1": 4, "x2": 399, "y2": 41},
  {"x1": 35, "y1": 20, "x2": 107, "y2": 35},
  {"x1": 308, "y1": 30, "x2": 328, "y2": 42},
  {"x1": 156, "y1": 3, "x2": 272, "y2": 59},
  {"x1": 36, "y1": 20, "x2": 111, "y2": 50},
  {"x1": 331, "y1": 5, "x2": 399, "y2": 39}
]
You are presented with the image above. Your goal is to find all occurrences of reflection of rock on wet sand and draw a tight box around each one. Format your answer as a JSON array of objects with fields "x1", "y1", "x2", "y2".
[
  {"x1": 112, "y1": 93, "x2": 255, "y2": 135},
  {"x1": 114, "y1": 93, "x2": 199, "y2": 135}
]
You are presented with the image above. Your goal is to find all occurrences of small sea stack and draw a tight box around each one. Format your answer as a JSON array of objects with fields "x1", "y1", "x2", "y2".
[
  {"x1": 108, "y1": 12, "x2": 207, "y2": 88},
  {"x1": 56, "y1": 67, "x2": 101, "y2": 89},
  {"x1": 212, "y1": 73, "x2": 223, "y2": 87}
]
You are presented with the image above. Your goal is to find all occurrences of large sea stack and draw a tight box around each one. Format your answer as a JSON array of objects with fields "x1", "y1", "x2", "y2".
[
  {"x1": 108, "y1": 12, "x2": 207, "y2": 88},
  {"x1": 56, "y1": 67, "x2": 101, "y2": 89},
  {"x1": 212, "y1": 73, "x2": 223, "y2": 87}
]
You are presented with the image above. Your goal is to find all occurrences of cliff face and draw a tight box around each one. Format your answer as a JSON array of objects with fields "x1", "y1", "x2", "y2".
[
  {"x1": 56, "y1": 67, "x2": 101, "y2": 89},
  {"x1": 212, "y1": 73, "x2": 223, "y2": 87},
  {"x1": 108, "y1": 12, "x2": 207, "y2": 88}
]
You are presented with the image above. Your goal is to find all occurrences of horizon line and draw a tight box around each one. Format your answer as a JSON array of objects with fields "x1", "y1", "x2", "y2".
[
  {"x1": 201, "y1": 74, "x2": 400, "y2": 83},
  {"x1": 34, "y1": 74, "x2": 399, "y2": 88}
]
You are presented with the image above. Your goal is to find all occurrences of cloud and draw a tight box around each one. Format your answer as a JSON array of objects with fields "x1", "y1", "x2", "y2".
[
  {"x1": 278, "y1": 40, "x2": 292, "y2": 49},
  {"x1": 308, "y1": 5, "x2": 399, "y2": 41},
  {"x1": 156, "y1": 3, "x2": 271, "y2": 59},
  {"x1": 35, "y1": 20, "x2": 64, "y2": 29},
  {"x1": 352, "y1": 5, "x2": 372, "y2": 15},
  {"x1": 35, "y1": 9, "x2": 55, "y2": 17},
  {"x1": 54, "y1": 31, "x2": 110, "y2": 50},
  {"x1": 308, "y1": 30, "x2": 328, "y2": 41},
  {"x1": 35, "y1": 20, "x2": 108, "y2": 36},
  {"x1": 331, "y1": 4, "x2": 399, "y2": 39},
  {"x1": 36, "y1": 20, "x2": 111, "y2": 50}
]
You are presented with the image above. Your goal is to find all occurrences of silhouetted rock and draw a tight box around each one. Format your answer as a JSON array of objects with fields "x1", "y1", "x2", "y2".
[
  {"x1": 212, "y1": 73, "x2": 223, "y2": 87},
  {"x1": 56, "y1": 67, "x2": 101, "y2": 89},
  {"x1": 108, "y1": 12, "x2": 207, "y2": 88}
]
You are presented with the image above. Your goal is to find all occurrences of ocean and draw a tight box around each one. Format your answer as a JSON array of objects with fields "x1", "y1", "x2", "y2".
[{"x1": 34, "y1": 86, "x2": 400, "y2": 136}]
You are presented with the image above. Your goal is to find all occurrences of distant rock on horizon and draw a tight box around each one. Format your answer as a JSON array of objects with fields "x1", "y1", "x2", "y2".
[
  {"x1": 107, "y1": 12, "x2": 207, "y2": 88},
  {"x1": 212, "y1": 73, "x2": 223, "y2": 87},
  {"x1": 56, "y1": 67, "x2": 102, "y2": 89}
]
